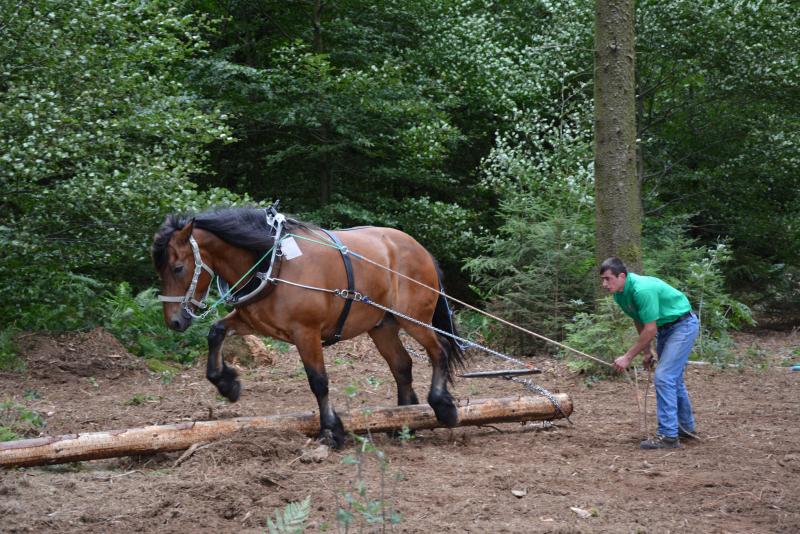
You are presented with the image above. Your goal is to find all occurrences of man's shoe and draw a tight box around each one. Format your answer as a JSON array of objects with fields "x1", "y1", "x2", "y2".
[
  {"x1": 678, "y1": 427, "x2": 698, "y2": 439},
  {"x1": 640, "y1": 434, "x2": 681, "y2": 450}
]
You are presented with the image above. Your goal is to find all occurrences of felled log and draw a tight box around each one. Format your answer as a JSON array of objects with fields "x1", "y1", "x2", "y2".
[{"x1": 0, "y1": 394, "x2": 572, "y2": 467}]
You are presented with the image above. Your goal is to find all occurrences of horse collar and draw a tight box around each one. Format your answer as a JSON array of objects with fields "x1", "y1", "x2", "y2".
[{"x1": 215, "y1": 214, "x2": 285, "y2": 307}]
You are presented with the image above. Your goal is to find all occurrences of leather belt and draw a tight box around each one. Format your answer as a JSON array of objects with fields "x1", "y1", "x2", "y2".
[
  {"x1": 320, "y1": 229, "x2": 355, "y2": 346},
  {"x1": 660, "y1": 311, "x2": 693, "y2": 329}
]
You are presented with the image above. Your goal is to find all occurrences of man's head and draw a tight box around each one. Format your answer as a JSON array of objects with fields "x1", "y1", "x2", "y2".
[{"x1": 599, "y1": 256, "x2": 628, "y2": 293}]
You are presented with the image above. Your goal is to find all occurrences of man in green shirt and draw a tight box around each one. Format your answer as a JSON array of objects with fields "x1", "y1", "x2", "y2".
[{"x1": 600, "y1": 257, "x2": 699, "y2": 449}]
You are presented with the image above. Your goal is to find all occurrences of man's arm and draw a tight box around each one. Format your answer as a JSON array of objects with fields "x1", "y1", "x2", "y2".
[{"x1": 613, "y1": 321, "x2": 657, "y2": 371}]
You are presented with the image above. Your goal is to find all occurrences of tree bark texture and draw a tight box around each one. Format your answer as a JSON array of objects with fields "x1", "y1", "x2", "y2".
[
  {"x1": 594, "y1": 0, "x2": 642, "y2": 277},
  {"x1": 0, "y1": 395, "x2": 572, "y2": 467}
]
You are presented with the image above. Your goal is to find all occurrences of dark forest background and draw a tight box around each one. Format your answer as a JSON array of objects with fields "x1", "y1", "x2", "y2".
[{"x1": 2, "y1": 0, "x2": 797, "y2": 363}]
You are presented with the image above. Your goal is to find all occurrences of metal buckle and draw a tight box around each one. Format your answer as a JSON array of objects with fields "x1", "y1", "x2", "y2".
[{"x1": 335, "y1": 289, "x2": 364, "y2": 301}]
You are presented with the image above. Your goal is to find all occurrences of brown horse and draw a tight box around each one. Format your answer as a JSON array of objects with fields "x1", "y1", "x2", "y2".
[{"x1": 152, "y1": 206, "x2": 464, "y2": 447}]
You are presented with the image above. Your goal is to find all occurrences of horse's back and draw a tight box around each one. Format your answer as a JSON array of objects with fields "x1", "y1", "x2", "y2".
[{"x1": 334, "y1": 226, "x2": 437, "y2": 276}]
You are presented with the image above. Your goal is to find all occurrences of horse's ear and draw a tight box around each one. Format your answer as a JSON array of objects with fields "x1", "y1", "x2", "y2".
[{"x1": 174, "y1": 218, "x2": 195, "y2": 244}]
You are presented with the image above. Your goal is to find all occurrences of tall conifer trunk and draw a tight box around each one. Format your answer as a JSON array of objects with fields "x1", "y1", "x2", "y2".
[
  {"x1": 594, "y1": 0, "x2": 642, "y2": 281},
  {"x1": 312, "y1": 0, "x2": 332, "y2": 206}
]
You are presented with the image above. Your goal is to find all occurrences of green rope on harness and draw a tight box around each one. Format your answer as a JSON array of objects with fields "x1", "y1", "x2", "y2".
[
  {"x1": 203, "y1": 244, "x2": 275, "y2": 314},
  {"x1": 283, "y1": 232, "x2": 344, "y2": 250},
  {"x1": 201, "y1": 231, "x2": 342, "y2": 315}
]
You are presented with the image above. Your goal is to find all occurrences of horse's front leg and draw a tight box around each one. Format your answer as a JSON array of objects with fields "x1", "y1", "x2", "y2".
[
  {"x1": 294, "y1": 332, "x2": 345, "y2": 448},
  {"x1": 206, "y1": 311, "x2": 253, "y2": 402}
]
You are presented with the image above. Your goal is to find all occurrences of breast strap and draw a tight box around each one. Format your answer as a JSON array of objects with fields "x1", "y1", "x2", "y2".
[{"x1": 321, "y1": 229, "x2": 355, "y2": 346}]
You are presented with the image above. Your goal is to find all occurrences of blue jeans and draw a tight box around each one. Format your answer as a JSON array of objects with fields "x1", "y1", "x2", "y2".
[{"x1": 654, "y1": 314, "x2": 699, "y2": 438}]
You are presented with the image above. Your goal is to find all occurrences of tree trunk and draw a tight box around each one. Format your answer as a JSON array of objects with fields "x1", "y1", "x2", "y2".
[
  {"x1": 0, "y1": 395, "x2": 572, "y2": 467},
  {"x1": 312, "y1": 0, "x2": 333, "y2": 206},
  {"x1": 594, "y1": 0, "x2": 642, "y2": 281}
]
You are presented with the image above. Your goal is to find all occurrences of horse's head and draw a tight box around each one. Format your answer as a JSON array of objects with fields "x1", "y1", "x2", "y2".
[{"x1": 152, "y1": 216, "x2": 214, "y2": 332}]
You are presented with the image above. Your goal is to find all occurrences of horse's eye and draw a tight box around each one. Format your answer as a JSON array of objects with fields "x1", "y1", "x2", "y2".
[{"x1": 172, "y1": 265, "x2": 185, "y2": 275}]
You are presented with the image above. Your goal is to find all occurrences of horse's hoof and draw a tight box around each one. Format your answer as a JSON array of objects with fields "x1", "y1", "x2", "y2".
[
  {"x1": 430, "y1": 397, "x2": 458, "y2": 427},
  {"x1": 319, "y1": 428, "x2": 345, "y2": 449},
  {"x1": 221, "y1": 379, "x2": 241, "y2": 402},
  {"x1": 215, "y1": 366, "x2": 241, "y2": 402}
]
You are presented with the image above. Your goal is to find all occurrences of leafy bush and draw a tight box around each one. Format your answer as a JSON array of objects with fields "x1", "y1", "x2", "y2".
[
  {"x1": 0, "y1": 0, "x2": 236, "y2": 330},
  {"x1": 465, "y1": 200, "x2": 595, "y2": 354},
  {"x1": 644, "y1": 221, "x2": 754, "y2": 361},
  {"x1": 103, "y1": 283, "x2": 215, "y2": 363},
  {"x1": 562, "y1": 297, "x2": 638, "y2": 375},
  {"x1": 0, "y1": 269, "x2": 108, "y2": 332},
  {"x1": 454, "y1": 308, "x2": 495, "y2": 346}
]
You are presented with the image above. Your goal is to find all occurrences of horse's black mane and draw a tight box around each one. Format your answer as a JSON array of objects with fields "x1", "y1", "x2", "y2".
[{"x1": 152, "y1": 206, "x2": 310, "y2": 271}]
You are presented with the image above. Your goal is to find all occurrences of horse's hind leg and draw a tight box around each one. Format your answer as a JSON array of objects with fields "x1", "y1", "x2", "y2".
[
  {"x1": 368, "y1": 317, "x2": 420, "y2": 407},
  {"x1": 293, "y1": 332, "x2": 345, "y2": 448},
  {"x1": 400, "y1": 322, "x2": 458, "y2": 427}
]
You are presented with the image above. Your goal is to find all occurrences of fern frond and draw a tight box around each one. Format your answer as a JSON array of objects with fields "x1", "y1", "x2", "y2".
[{"x1": 267, "y1": 496, "x2": 311, "y2": 534}]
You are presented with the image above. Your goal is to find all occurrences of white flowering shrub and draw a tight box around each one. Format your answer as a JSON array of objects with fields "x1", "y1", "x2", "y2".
[{"x1": 0, "y1": 0, "x2": 235, "y2": 328}]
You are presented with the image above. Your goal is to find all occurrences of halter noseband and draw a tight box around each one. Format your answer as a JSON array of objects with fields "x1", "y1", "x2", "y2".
[{"x1": 157, "y1": 234, "x2": 215, "y2": 319}]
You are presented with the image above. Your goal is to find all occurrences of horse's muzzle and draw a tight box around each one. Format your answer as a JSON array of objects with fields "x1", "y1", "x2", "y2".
[{"x1": 169, "y1": 308, "x2": 193, "y2": 332}]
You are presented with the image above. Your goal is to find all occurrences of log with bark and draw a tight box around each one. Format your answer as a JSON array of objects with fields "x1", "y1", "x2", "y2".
[{"x1": 0, "y1": 394, "x2": 572, "y2": 467}]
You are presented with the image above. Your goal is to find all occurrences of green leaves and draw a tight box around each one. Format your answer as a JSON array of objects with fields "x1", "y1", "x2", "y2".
[
  {"x1": 0, "y1": 0, "x2": 235, "y2": 328},
  {"x1": 102, "y1": 283, "x2": 213, "y2": 363},
  {"x1": 267, "y1": 496, "x2": 311, "y2": 534},
  {"x1": 465, "y1": 200, "x2": 595, "y2": 354}
]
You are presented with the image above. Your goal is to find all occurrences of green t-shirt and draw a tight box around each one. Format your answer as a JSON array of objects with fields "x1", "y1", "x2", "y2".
[{"x1": 613, "y1": 272, "x2": 692, "y2": 326}]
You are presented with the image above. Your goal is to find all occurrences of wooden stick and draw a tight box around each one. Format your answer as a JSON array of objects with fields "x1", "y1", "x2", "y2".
[{"x1": 0, "y1": 395, "x2": 572, "y2": 467}]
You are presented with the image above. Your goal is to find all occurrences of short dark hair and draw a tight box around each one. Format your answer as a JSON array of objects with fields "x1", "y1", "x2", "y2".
[{"x1": 600, "y1": 256, "x2": 627, "y2": 276}]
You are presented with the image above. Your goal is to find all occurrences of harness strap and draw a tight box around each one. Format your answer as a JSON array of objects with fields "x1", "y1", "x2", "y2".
[
  {"x1": 320, "y1": 229, "x2": 355, "y2": 346},
  {"x1": 216, "y1": 215, "x2": 285, "y2": 307}
]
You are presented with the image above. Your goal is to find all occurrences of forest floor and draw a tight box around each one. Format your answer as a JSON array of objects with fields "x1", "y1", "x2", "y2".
[{"x1": 1, "y1": 326, "x2": 798, "y2": 533}]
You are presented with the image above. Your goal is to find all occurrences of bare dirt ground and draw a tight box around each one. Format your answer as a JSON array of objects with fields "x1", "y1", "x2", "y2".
[{"x1": 1, "y1": 327, "x2": 798, "y2": 533}]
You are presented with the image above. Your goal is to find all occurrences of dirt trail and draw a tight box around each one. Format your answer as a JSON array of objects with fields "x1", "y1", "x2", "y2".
[{"x1": 1, "y1": 328, "x2": 798, "y2": 533}]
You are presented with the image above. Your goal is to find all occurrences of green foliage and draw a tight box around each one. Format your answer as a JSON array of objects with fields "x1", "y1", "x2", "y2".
[
  {"x1": 126, "y1": 394, "x2": 158, "y2": 406},
  {"x1": 0, "y1": 0, "x2": 235, "y2": 329},
  {"x1": 4, "y1": 272, "x2": 107, "y2": 332},
  {"x1": 636, "y1": 0, "x2": 800, "y2": 305},
  {"x1": 103, "y1": 283, "x2": 213, "y2": 363},
  {"x1": 644, "y1": 222, "x2": 754, "y2": 359},
  {"x1": 0, "y1": 328, "x2": 24, "y2": 372},
  {"x1": 145, "y1": 358, "x2": 180, "y2": 384},
  {"x1": 335, "y1": 435, "x2": 402, "y2": 530},
  {"x1": 465, "y1": 199, "x2": 595, "y2": 354},
  {"x1": 562, "y1": 297, "x2": 638, "y2": 375},
  {"x1": 0, "y1": 0, "x2": 796, "y2": 346},
  {"x1": 267, "y1": 496, "x2": 311, "y2": 534},
  {"x1": 308, "y1": 194, "x2": 477, "y2": 265},
  {"x1": 465, "y1": 83, "x2": 597, "y2": 353},
  {"x1": 455, "y1": 309, "x2": 494, "y2": 346},
  {"x1": 684, "y1": 244, "x2": 755, "y2": 333},
  {"x1": 397, "y1": 425, "x2": 414, "y2": 442},
  {"x1": 0, "y1": 398, "x2": 46, "y2": 441}
]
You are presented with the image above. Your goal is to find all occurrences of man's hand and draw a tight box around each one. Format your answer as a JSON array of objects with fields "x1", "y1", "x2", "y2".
[
  {"x1": 613, "y1": 354, "x2": 633, "y2": 372},
  {"x1": 642, "y1": 350, "x2": 655, "y2": 370}
]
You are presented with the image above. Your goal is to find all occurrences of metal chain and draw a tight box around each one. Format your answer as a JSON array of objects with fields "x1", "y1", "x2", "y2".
[
  {"x1": 269, "y1": 274, "x2": 569, "y2": 422},
  {"x1": 358, "y1": 294, "x2": 571, "y2": 423}
]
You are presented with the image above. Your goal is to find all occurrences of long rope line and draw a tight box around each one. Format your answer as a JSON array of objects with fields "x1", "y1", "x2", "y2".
[
  {"x1": 286, "y1": 232, "x2": 613, "y2": 369},
  {"x1": 285, "y1": 230, "x2": 653, "y2": 432},
  {"x1": 189, "y1": 226, "x2": 644, "y2": 430}
]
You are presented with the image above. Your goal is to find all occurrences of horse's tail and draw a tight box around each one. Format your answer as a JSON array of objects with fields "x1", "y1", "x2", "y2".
[{"x1": 431, "y1": 260, "x2": 467, "y2": 383}]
